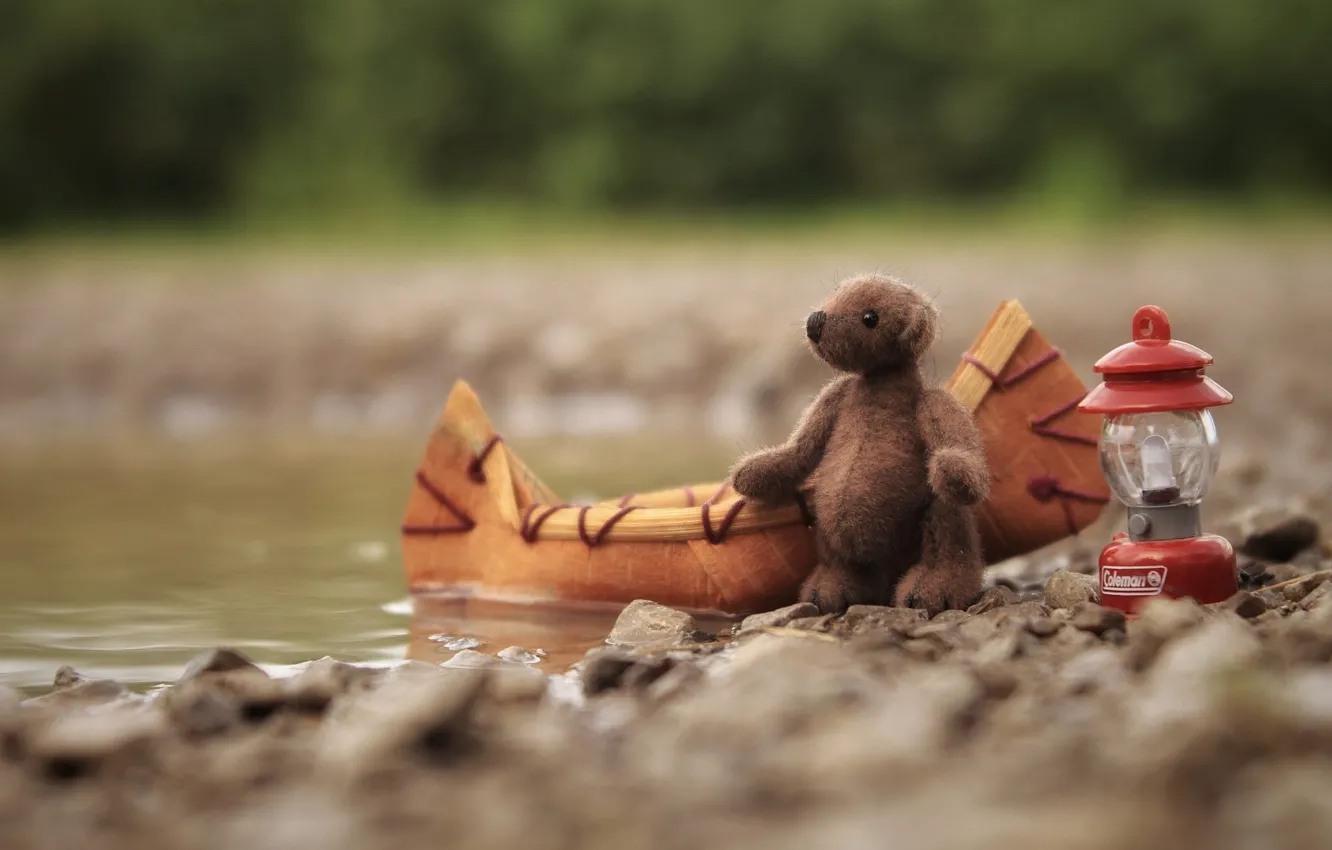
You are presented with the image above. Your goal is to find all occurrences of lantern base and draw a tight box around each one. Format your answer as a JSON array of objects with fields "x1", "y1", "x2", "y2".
[{"x1": 1098, "y1": 532, "x2": 1237, "y2": 614}]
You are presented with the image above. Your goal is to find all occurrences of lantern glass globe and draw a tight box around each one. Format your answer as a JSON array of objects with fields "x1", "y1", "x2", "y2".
[{"x1": 1098, "y1": 409, "x2": 1218, "y2": 507}]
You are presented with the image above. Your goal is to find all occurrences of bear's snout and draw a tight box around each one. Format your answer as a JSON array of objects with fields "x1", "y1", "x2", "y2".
[{"x1": 806, "y1": 311, "x2": 826, "y2": 343}]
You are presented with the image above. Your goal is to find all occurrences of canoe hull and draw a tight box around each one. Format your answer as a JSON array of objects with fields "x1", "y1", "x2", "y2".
[{"x1": 401, "y1": 299, "x2": 1111, "y2": 617}]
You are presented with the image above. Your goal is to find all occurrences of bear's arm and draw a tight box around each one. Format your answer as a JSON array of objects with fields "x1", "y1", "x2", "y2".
[
  {"x1": 729, "y1": 375, "x2": 851, "y2": 501},
  {"x1": 917, "y1": 386, "x2": 990, "y2": 506}
]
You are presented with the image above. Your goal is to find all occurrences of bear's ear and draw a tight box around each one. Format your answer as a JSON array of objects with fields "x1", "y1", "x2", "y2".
[{"x1": 900, "y1": 297, "x2": 939, "y2": 360}]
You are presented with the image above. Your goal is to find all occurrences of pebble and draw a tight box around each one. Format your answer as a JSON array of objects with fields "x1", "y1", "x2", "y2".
[
  {"x1": 1043, "y1": 570, "x2": 1100, "y2": 609},
  {"x1": 965, "y1": 585, "x2": 1019, "y2": 615},
  {"x1": 497, "y1": 646, "x2": 542, "y2": 665},
  {"x1": 429, "y1": 635, "x2": 482, "y2": 652},
  {"x1": 735, "y1": 602, "x2": 819, "y2": 637},
  {"x1": 1241, "y1": 513, "x2": 1322, "y2": 563},
  {"x1": 178, "y1": 647, "x2": 263, "y2": 682},
  {"x1": 840, "y1": 605, "x2": 929, "y2": 636},
  {"x1": 606, "y1": 599, "x2": 713, "y2": 649},
  {"x1": 1217, "y1": 590, "x2": 1269, "y2": 619}
]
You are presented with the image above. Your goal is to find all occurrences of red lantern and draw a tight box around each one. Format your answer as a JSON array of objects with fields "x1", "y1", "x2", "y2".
[{"x1": 1078, "y1": 305, "x2": 1236, "y2": 613}]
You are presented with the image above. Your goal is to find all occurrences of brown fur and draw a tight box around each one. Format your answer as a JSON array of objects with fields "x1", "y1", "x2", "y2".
[{"x1": 729, "y1": 273, "x2": 990, "y2": 615}]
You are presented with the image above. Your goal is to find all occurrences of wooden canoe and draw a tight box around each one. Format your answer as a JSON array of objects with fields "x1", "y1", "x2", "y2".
[{"x1": 400, "y1": 299, "x2": 1111, "y2": 617}]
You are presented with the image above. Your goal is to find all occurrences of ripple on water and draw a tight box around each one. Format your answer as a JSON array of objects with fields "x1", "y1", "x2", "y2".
[{"x1": 380, "y1": 597, "x2": 415, "y2": 616}]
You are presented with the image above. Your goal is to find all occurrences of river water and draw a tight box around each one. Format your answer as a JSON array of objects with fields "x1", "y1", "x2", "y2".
[{"x1": 0, "y1": 431, "x2": 733, "y2": 692}]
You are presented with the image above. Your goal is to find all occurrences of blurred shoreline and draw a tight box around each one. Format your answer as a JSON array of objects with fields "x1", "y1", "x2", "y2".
[{"x1": 2, "y1": 216, "x2": 1329, "y2": 448}]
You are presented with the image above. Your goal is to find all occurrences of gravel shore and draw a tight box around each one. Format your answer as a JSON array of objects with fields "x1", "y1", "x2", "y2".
[
  {"x1": 2, "y1": 232, "x2": 1329, "y2": 449},
  {"x1": 4, "y1": 499, "x2": 1331, "y2": 850}
]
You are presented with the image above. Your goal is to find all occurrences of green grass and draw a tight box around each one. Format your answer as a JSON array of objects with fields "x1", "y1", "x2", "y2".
[{"x1": 3, "y1": 192, "x2": 1332, "y2": 265}]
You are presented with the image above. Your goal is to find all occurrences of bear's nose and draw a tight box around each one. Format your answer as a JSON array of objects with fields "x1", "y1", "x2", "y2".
[{"x1": 806, "y1": 311, "x2": 826, "y2": 343}]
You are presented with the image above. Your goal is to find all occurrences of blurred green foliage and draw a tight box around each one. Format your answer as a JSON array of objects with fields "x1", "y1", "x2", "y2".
[{"x1": 1, "y1": 0, "x2": 1329, "y2": 230}]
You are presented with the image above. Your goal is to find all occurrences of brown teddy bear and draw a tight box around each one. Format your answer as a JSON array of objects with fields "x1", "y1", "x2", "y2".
[{"x1": 729, "y1": 273, "x2": 990, "y2": 615}]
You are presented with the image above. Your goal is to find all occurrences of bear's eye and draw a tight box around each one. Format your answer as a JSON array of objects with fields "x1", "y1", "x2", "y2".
[{"x1": 862, "y1": 310, "x2": 878, "y2": 329}]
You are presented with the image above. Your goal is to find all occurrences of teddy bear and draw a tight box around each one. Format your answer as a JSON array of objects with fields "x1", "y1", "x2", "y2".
[{"x1": 729, "y1": 273, "x2": 990, "y2": 615}]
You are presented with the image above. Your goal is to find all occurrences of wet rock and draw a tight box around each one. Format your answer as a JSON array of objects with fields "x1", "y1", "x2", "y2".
[
  {"x1": 24, "y1": 708, "x2": 165, "y2": 783},
  {"x1": 1024, "y1": 618, "x2": 1061, "y2": 638},
  {"x1": 1299, "y1": 581, "x2": 1332, "y2": 611},
  {"x1": 1044, "y1": 570, "x2": 1100, "y2": 609},
  {"x1": 23, "y1": 674, "x2": 127, "y2": 709},
  {"x1": 642, "y1": 660, "x2": 703, "y2": 703},
  {"x1": 160, "y1": 653, "x2": 285, "y2": 731},
  {"x1": 578, "y1": 646, "x2": 636, "y2": 695},
  {"x1": 442, "y1": 649, "x2": 504, "y2": 669},
  {"x1": 966, "y1": 585, "x2": 1018, "y2": 615},
  {"x1": 165, "y1": 687, "x2": 239, "y2": 737},
  {"x1": 1240, "y1": 513, "x2": 1321, "y2": 563},
  {"x1": 318, "y1": 670, "x2": 488, "y2": 778},
  {"x1": 606, "y1": 599, "x2": 712, "y2": 649},
  {"x1": 981, "y1": 599, "x2": 1051, "y2": 624},
  {"x1": 1133, "y1": 596, "x2": 1206, "y2": 639},
  {"x1": 497, "y1": 646, "x2": 543, "y2": 665},
  {"x1": 1151, "y1": 615, "x2": 1264, "y2": 681},
  {"x1": 841, "y1": 605, "x2": 929, "y2": 637},
  {"x1": 1057, "y1": 646, "x2": 1127, "y2": 696},
  {"x1": 1266, "y1": 562, "x2": 1311, "y2": 585},
  {"x1": 972, "y1": 631, "x2": 1021, "y2": 667},
  {"x1": 735, "y1": 602, "x2": 818, "y2": 637},
  {"x1": 1216, "y1": 590, "x2": 1269, "y2": 619},
  {"x1": 858, "y1": 665, "x2": 985, "y2": 761},
  {"x1": 1237, "y1": 556, "x2": 1274, "y2": 588},
  {"x1": 1283, "y1": 575, "x2": 1330, "y2": 604},
  {"x1": 434, "y1": 652, "x2": 547, "y2": 703},
  {"x1": 52, "y1": 665, "x2": 87, "y2": 690},
  {"x1": 282, "y1": 657, "x2": 381, "y2": 714},
  {"x1": 1125, "y1": 615, "x2": 1266, "y2": 749},
  {"x1": 785, "y1": 614, "x2": 837, "y2": 632},
  {"x1": 179, "y1": 647, "x2": 264, "y2": 682},
  {"x1": 933, "y1": 609, "x2": 972, "y2": 623},
  {"x1": 907, "y1": 620, "x2": 966, "y2": 649}
]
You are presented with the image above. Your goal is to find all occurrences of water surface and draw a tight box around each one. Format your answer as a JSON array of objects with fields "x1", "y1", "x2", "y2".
[{"x1": 0, "y1": 432, "x2": 734, "y2": 691}]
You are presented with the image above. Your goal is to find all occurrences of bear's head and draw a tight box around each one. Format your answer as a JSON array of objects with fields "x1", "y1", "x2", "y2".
[{"x1": 804, "y1": 274, "x2": 938, "y2": 374}]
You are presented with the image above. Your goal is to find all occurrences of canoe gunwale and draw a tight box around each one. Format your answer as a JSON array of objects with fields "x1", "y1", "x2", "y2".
[{"x1": 402, "y1": 298, "x2": 1111, "y2": 553}]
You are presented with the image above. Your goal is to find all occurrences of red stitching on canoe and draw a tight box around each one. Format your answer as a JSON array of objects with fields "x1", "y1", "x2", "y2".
[
  {"x1": 702, "y1": 498, "x2": 747, "y2": 544},
  {"x1": 577, "y1": 505, "x2": 639, "y2": 546},
  {"x1": 1028, "y1": 474, "x2": 1109, "y2": 535},
  {"x1": 467, "y1": 435, "x2": 503, "y2": 483},
  {"x1": 401, "y1": 469, "x2": 476, "y2": 534}
]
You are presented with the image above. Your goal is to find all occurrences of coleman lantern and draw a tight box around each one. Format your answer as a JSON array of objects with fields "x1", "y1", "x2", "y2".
[{"x1": 1077, "y1": 304, "x2": 1236, "y2": 613}]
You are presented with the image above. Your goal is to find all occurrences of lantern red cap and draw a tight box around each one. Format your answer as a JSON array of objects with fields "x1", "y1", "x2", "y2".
[{"x1": 1078, "y1": 305, "x2": 1233, "y2": 415}]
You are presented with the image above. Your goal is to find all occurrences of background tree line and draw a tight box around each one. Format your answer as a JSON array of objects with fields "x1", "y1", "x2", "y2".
[{"x1": 1, "y1": 0, "x2": 1329, "y2": 230}]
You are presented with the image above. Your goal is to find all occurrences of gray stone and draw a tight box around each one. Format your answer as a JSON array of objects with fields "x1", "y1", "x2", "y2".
[
  {"x1": 52, "y1": 666, "x2": 87, "y2": 690},
  {"x1": 966, "y1": 585, "x2": 1019, "y2": 615},
  {"x1": 1044, "y1": 569, "x2": 1100, "y2": 609},
  {"x1": 841, "y1": 604, "x2": 929, "y2": 636},
  {"x1": 1025, "y1": 618, "x2": 1061, "y2": 638},
  {"x1": 1217, "y1": 590, "x2": 1269, "y2": 619},
  {"x1": 981, "y1": 599, "x2": 1052, "y2": 627},
  {"x1": 1241, "y1": 513, "x2": 1321, "y2": 563},
  {"x1": 442, "y1": 649, "x2": 504, "y2": 669},
  {"x1": 283, "y1": 657, "x2": 382, "y2": 713},
  {"x1": 606, "y1": 599, "x2": 712, "y2": 649},
  {"x1": 23, "y1": 677, "x2": 127, "y2": 710},
  {"x1": 178, "y1": 647, "x2": 264, "y2": 683},
  {"x1": 1071, "y1": 602, "x2": 1126, "y2": 636},
  {"x1": 1283, "y1": 575, "x2": 1330, "y2": 603},
  {"x1": 736, "y1": 602, "x2": 819, "y2": 637},
  {"x1": 1132, "y1": 596, "x2": 1206, "y2": 639},
  {"x1": 24, "y1": 709, "x2": 165, "y2": 783}
]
